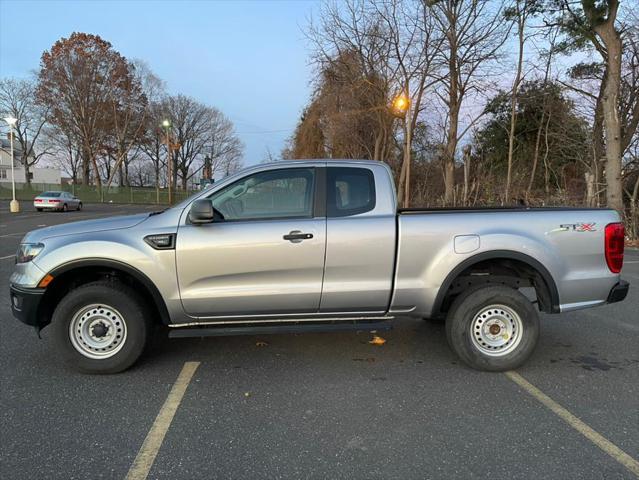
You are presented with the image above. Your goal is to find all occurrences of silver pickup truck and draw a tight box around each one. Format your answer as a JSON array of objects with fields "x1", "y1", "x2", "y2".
[{"x1": 10, "y1": 160, "x2": 628, "y2": 373}]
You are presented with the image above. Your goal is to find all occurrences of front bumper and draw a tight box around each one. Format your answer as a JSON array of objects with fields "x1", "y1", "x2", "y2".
[
  {"x1": 607, "y1": 280, "x2": 629, "y2": 304},
  {"x1": 9, "y1": 284, "x2": 45, "y2": 327}
]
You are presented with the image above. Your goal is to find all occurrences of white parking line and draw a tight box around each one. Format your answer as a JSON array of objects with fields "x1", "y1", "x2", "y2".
[
  {"x1": 125, "y1": 361, "x2": 200, "y2": 480},
  {"x1": 0, "y1": 254, "x2": 15, "y2": 260},
  {"x1": 506, "y1": 371, "x2": 639, "y2": 477},
  {"x1": 0, "y1": 232, "x2": 25, "y2": 238}
]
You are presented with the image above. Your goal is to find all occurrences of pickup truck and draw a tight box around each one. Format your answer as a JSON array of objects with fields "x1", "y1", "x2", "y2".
[{"x1": 9, "y1": 160, "x2": 629, "y2": 374}]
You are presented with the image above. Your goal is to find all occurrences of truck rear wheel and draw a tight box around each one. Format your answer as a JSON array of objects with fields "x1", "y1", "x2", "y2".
[
  {"x1": 52, "y1": 281, "x2": 151, "y2": 374},
  {"x1": 445, "y1": 285, "x2": 539, "y2": 372}
]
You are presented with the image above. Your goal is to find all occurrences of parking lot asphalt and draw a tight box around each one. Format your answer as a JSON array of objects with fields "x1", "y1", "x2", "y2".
[{"x1": 1, "y1": 202, "x2": 638, "y2": 480}]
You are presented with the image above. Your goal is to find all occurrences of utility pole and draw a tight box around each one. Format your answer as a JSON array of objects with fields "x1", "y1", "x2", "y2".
[
  {"x1": 3, "y1": 116, "x2": 20, "y2": 213},
  {"x1": 161, "y1": 120, "x2": 172, "y2": 205}
]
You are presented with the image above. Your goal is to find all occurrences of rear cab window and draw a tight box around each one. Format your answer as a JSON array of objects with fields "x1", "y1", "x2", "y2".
[{"x1": 327, "y1": 167, "x2": 376, "y2": 217}]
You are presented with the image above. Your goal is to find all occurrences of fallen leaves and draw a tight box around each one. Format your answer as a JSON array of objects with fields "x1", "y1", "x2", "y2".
[
  {"x1": 368, "y1": 335, "x2": 386, "y2": 346},
  {"x1": 255, "y1": 341, "x2": 268, "y2": 347}
]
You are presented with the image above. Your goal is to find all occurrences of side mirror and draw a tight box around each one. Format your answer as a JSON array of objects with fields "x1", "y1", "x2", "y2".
[{"x1": 190, "y1": 199, "x2": 214, "y2": 225}]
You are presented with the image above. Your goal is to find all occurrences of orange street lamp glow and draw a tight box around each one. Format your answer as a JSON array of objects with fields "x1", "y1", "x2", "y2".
[{"x1": 391, "y1": 94, "x2": 410, "y2": 116}]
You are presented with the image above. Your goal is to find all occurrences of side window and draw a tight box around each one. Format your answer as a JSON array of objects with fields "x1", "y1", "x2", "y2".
[
  {"x1": 208, "y1": 168, "x2": 315, "y2": 221},
  {"x1": 327, "y1": 167, "x2": 376, "y2": 217}
]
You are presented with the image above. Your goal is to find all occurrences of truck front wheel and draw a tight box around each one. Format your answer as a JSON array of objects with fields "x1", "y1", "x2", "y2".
[
  {"x1": 445, "y1": 285, "x2": 539, "y2": 372},
  {"x1": 52, "y1": 281, "x2": 151, "y2": 374}
]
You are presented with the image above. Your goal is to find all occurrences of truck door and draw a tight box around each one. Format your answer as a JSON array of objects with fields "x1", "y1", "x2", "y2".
[
  {"x1": 319, "y1": 166, "x2": 396, "y2": 313},
  {"x1": 176, "y1": 167, "x2": 326, "y2": 317}
]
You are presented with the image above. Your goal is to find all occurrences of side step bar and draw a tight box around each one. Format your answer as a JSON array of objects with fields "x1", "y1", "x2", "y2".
[{"x1": 168, "y1": 320, "x2": 393, "y2": 338}]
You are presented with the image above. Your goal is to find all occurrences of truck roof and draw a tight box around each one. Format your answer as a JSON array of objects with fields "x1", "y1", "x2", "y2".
[{"x1": 259, "y1": 159, "x2": 383, "y2": 168}]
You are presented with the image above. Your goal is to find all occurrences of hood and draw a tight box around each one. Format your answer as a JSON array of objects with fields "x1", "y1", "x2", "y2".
[{"x1": 22, "y1": 213, "x2": 150, "y2": 243}]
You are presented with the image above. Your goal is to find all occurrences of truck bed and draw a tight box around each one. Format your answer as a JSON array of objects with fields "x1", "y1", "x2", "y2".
[{"x1": 398, "y1": 206, "x2": 611, "y2": 214}]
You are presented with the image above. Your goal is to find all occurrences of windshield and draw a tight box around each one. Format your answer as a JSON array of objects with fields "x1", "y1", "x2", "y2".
[{"x1": 40, "y1": 192, "x2": 62, "y2": 197}]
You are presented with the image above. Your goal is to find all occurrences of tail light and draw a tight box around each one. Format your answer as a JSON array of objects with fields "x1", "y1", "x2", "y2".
[
  {"x1": 604, "y1": 223, "x2": 624, "y2": 273},
  {"x1": 35, "y1": 199, "x2": 42, "y2": 202},
  {"x1": 49, "y1": 199, "x2": 60, "y2": 203}
]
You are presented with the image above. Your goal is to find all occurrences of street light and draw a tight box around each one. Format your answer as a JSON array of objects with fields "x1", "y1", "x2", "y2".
[
  {"x1": 161, "y1": 119, "x2": 172, "y2": 205},
  {"x1": 3, "y1": 116, "x2": 19, "y2": 213},
  {"x1": 390, "y1": 92, "x2": 411, "y2": 208},
  {"x1": 391, "y1": 93, "x2": 410, "y2": 117}
]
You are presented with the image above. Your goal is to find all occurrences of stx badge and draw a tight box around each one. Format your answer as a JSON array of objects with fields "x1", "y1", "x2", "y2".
[{"x1": 560, "y1": 223, "x2": 597, "y2": 232}]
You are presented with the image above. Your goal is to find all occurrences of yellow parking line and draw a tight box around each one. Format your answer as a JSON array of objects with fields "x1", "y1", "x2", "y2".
[
  {"x1": 505, "y1": 371, "x2": 639, "y2": 478},
  {"x1": 125, "y1": 361, "x2": 200, "y2": 480}
]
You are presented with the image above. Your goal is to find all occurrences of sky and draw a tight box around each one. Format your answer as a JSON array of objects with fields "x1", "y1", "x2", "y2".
[{"x1": 0, "y1": 0, "x2": 321, "y2": 165}]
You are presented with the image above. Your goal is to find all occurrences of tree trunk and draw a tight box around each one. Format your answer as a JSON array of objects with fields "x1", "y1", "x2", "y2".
[
  {"x1": 181, "y1": 171, "x2": 188, "y2": 191},
  {"x1": 527, "y1": 110, "x2": 545, "y2": 201},
  {"x1": 542, "y1": 115, "x2": 551, "y2": 201},
  {"x1": 155, "y1": 157, "x2": 160, "y2": 204},
  {"x1": 403, "y1": 118, "x2": 413, "y2": 208},
  {"x1": 124, "y1": 158, "x2": 130, "y2": 187},
  {"x1": 444, "y1": 76, "x2": 459, "y2": 206},
  {"x1": 599, "y1": 33, "x2": 623, "y2": 213},
  {"x1": 24, "y1": 161, "x2": 31, "y2": 187},
  {"x1": 506, "y1": 7, "x2": 525, "y2": 204},
  {"x1": 82, "y1": 151, "x2": 90, "y2": 185},
  {"x1": 172, "y1": 154, "x2": 178, "y2": 190},
  {"x1": 397, "y1": 151, "x2": 407, "y2": 205},
  {"x1": 585, "y1": 172, "x2": 596, "y2": 207},
  {"x1": 587, "y1": 0, "x2": 623, "y2": 213},
  {"x1": 462, "y1": 145, "x2": 471, "y2": 206},
  {"x1": 373, "y1": 131, "x2": 382, "y2": 162}
]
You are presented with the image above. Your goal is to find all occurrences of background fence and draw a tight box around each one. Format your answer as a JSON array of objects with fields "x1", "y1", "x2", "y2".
[{"x1": 0, "y1": 182, "x2": 196, "y2": 205}]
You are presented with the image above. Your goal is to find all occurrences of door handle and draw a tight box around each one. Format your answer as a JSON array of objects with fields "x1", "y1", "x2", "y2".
[{"x1": 283, "y1": 230, "x2": 313, "y2": 243}]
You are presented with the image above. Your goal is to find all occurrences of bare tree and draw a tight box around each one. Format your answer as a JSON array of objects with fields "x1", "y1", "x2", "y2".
[
  {"x1": 430, "y1": 0, "x2": 511, "y2": 205},
  {"x1": 307, "y1": 0, "x2": 443, "y2": 206},
  {"x1": 376, "y1": 0, "x2": 443, "y2": 207},
  {"x1": 47, "y1": 124, "x2": 82, "y2": 184},
  {"x1": 504, "y1": 0, "x2": 541, "y2": 202},
  {"x1": 103, "y1": 60, "x2": 151, "y2": 190},
  {"x1": 0, "y1": 78, "x2": 52, "y2": 185},
  {"x1": 526, "y1": 27, "x2": 558, "y2": 202},
  {"x1": 206, "y1": 108, "x2": 243, "y2": 179},
  {"x1": 307, "y1": 0, "x2": 395, "y2": 162},
  {"x1": 557, "y1": 0, "x2": 624, "y2": 212},
  {"x1": 163, "y1": 95, "x2": 243, "y2": 190},
  {"x1": 139, "y1": 101, "x2": 169, "y2": 202}
]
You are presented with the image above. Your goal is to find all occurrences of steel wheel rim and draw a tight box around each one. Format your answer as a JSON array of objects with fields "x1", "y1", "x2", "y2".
[
  {"x1": 470, "y1": 304, "x2": 523, "y2": 357},
  {"x1": 69, "y1": 304, "x2": 127, "y2": 359}
]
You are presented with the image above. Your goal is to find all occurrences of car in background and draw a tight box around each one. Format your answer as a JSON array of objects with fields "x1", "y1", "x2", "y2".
[{"x1": 34, "y1": 191, "x2": 82, "y2": 212}]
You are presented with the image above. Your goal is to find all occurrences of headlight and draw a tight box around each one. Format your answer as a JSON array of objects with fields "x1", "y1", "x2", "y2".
[{"x1": 16, "y1": 243, "x2": 44, "y2": 264}]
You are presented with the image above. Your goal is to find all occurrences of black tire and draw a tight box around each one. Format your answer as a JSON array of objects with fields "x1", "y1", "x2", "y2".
[
  {"x1": 445, "y1": 285, "x2": 539, "y2": 372},
  {"x1": 77, "y1": 202, "x2": 82, "y2": 211},
  {"x1": 62, "y1": 203, "x2": 68, "y2": 212},
  {"x1": 52, "y1": 281, "x2": 151, "y2": 374},
  {"x1": 36, "y1": 208, "x2": 43, "y2": 212}
]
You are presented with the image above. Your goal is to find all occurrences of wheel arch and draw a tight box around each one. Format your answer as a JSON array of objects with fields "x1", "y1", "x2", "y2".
[
  {"x1": 432, "y1": 250, "x2": 560, "y2": 316},
  {"x1": 38, "y1": 258, "x2": 170, "y2": 328}
]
